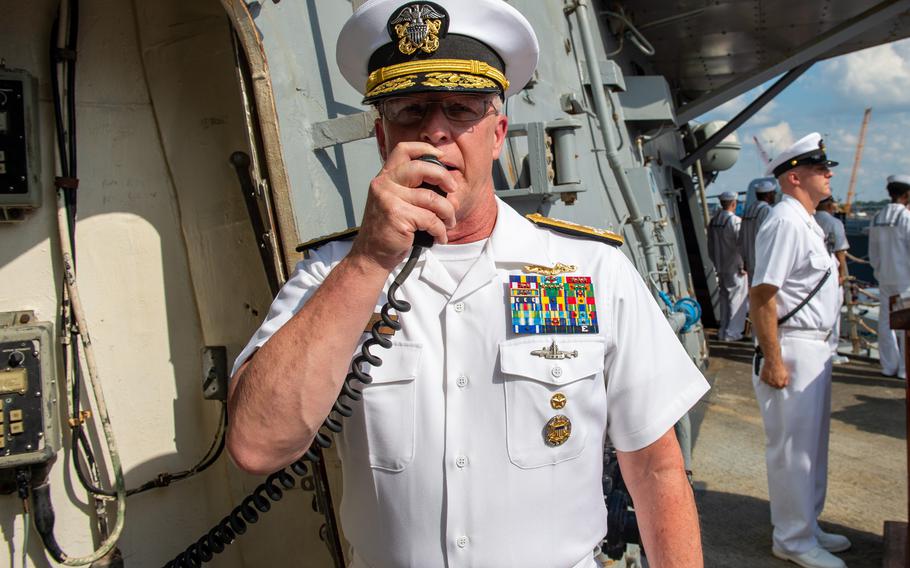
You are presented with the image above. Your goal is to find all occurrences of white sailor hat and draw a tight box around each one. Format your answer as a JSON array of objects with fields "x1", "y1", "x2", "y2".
[
  {"x1": 752, "y1": 179, "x2": 776, "y2": 194},
  {"x1": 337, "y1": 0, "x2": 539, "y2": 104},
  {"x1": 719, "y1": 191, "x2": 737, "y2": 201},
  {"x1": 887, "y1": 174, "x2": 910, "y2": 188},
  {"x1": 765, "y1": 132, "x2": 839, "y2": 178}
]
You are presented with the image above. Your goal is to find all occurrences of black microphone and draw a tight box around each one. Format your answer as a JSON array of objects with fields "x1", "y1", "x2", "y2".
[{"x1": 413, "y1": 155, "x2": 447, "y2": 248}]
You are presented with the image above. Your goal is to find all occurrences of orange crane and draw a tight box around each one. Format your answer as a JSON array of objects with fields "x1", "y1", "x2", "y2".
[{"x1": 844, "y1": 108, "x2": 872, "y2": 215}]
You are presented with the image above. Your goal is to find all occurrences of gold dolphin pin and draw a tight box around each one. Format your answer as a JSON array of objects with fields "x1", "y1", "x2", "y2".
[{"x1": 523, "y1": 263, "x2": 577, "y2": 276}]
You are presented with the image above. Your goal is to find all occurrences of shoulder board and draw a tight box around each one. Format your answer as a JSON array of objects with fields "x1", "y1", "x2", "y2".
[
  {"x1": 295, "y1": 227, "x2": 360, "y2": 254},
  {"x1": 525, "y1": 213, "x2": 624, "y2": 247}
]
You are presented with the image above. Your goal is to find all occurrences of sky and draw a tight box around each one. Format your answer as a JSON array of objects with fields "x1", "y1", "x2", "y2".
[{"x1": 697, "y1": 38, "x2": 910, "y2": 203}]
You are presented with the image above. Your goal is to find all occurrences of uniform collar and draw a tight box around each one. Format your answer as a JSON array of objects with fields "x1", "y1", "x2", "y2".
[
  {"x1": 781, "y1": 194, "x2": 813, "y2": 223},
  {"x1": 781, "y1": 194, "x2": 824, "y2": 237},
  {"x1": 488, "y1": 197, "x2": 553, "y2": 266},
  {"x1": 417, "y1": 196, "x2": 552, "y2": 299}
]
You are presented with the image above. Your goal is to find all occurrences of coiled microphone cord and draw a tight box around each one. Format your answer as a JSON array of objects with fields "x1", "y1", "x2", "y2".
[{"x1": 164, "y1": 246, "x2": 425, "y2": 568}]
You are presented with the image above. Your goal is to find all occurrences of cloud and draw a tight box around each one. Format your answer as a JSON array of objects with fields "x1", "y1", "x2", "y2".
[
  {"x1": 825, "y1": 39, "x2": 910, "y2": 106},
  {"x1": 757, "y1": 122, "x2": 795, "y2": 156}
]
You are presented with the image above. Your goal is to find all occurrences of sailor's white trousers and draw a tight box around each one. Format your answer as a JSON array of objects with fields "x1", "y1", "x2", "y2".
[
  {"x1": 753, "y1": 329, "x2": 833, "y2": 555},
  {"x1": 718, "y1": 271, "x2": 748, "y2": 341}
]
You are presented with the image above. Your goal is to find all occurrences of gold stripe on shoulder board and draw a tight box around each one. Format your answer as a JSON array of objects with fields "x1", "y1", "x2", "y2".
[
  {"x1": 525, "y1": 213, "x2": 624, "y2": 247},
  {"x1": 296, "y1": 227, "x2": 360, "y2": 256}
]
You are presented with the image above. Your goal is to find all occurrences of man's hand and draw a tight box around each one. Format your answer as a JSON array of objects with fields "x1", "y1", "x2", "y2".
[
  {"x1": 352, "y1": 142, "x2": 458, "y2": 271},
  {"x1": 750, "y1": 283, "x2": 787, "y2": 389},
  {"x1": 759, "y1": 355, "x2": 789, "y2": 389}
]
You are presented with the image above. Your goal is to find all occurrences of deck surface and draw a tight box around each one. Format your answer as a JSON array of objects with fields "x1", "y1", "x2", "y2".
[{"x1": 693, "y1": 336, "x2": 907, "y2": 567}]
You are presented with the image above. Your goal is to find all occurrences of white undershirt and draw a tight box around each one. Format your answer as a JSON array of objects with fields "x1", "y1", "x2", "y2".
[{"x1": 428, "y1": 239, "x2": 487, "y2": 284}]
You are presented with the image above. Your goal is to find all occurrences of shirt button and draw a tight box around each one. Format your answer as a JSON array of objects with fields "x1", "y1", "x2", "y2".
[
  {"x1": 456, "y1": 375, "x2": 469, "y2": 388},
  {"x1": 455, "y1": 456, "x2": 468, "y2": 468},
  {"x1": 454, "y1": 302, "x2": 466, "y2": 313},
  {"x1": 456, "y1": 536, "x2": 469, "y2": 548},
  {"x1": 550, "y1": 365, "x2": 563, "y2": 379}
]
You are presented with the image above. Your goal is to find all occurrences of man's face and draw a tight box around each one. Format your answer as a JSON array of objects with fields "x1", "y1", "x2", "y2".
[
  {"x1": 792, "y1": 164, "x2": 833, "y2": 203},
  {"x1": 375, "y1": 92, "x2": 508, "y2": 220}
]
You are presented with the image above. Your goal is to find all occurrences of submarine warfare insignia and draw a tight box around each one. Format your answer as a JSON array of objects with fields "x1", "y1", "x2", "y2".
[
  {"x1": 510, "y1": 275, "x2": 598, "y2": 334},
  {"x1": 531, "y1": 340, "x2": 578, "y2": 360},
  {"x1": 389, "y1": 3, "x2": 447, "y2": 55},
  {"x1": 545, "y1": 415, "x2": 572, "y2": 446},
  {"x1": 550, "y1": 393, "x2": 567, "y2": 410},
  {"x1": 523, "y1": 263, "x2": 577, "y2": 277}
]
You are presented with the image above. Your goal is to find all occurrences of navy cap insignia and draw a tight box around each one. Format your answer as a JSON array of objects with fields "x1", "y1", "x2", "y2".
[{"x1": 389, "y1": 3, "x2": 448, "y2": 56}]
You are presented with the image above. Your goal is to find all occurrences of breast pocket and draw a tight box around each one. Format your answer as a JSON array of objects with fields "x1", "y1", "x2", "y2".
[
  {"x1": 359, "y1": 341, "x2": 422, "y2": 472},
  {"x1": 808, "y1": 251, "x2": 831, "y2": 271},
  {"x1": 499, "y1": 337, "x2": 606, "y2": 469}
]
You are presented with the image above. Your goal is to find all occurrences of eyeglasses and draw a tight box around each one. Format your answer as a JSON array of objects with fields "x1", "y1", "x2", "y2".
[{"x1": 378, "y1": 94, "x2": 497, "y2": 126}]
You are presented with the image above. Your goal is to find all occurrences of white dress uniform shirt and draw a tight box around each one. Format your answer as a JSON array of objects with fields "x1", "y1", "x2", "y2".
[
  {"x1": 868, "y1": 203, "x2": 910, "y2": 378},
  {"x1": 753, "y1": 195, "x2": 840, "y2": 331},
  {"x1": 708, "y1": 209, "x2": 748, "y2": 341},
  {"x1": 751, "y1": 194, "x2": 840, "y2": 555},
  {"x1": 707, "y1": 209, "x2": 743, "y2": 274},
  {"x1": 740, "y1": 200, "x2": 773, "y2": 280},
  {"x1": 233, "y1": 198, "x2": 709, "y2": 568}
]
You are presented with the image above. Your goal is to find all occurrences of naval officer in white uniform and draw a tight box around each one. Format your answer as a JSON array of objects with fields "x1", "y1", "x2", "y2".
[
  {"x1": 750, "y1": 133, "x2": 850, "y2": 568},
  {"x1": 225, "y1": 2, "x2": 709, "y2": 567},
  {"x1": 814, "y1": 197, "x2": 850, "y2": 363},
  {"x1": 708, "y1": 191, "x2": 747, "y2": 341},
  {"x1": 740, "y1": 179, "x2": 777, "y2": 283},
  {"x1": 869, "y1": 175, "x2": 910, "y2": 379}
]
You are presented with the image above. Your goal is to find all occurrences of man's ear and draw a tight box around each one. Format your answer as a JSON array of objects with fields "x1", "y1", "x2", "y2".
[
  {"x1": 491, "y1": 113, "x2": 508, "y2": 160},
  {"x1": 375, "y1": 117, "x2": 388, "y2": 162}
]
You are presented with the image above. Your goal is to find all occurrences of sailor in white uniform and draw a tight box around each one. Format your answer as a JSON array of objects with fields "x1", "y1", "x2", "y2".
[
  {"x1": 708, "y1": 191, "x2": 747, "y2": 341},
  {"x1": 814, "y1": 197, "x2": 850, "y2": 364},
  {"x1": 868, "y1": 175, "x2": 910, "y2": 379},
  {"x1": 750, "y1": 133, "x2": 850, "y2": 568},
  {"x1": 740, "y1": 179, "x2": 777, "y2": 283},
  {"x1": 224, "y1": 2, "x2": 709, "y2": 567}
]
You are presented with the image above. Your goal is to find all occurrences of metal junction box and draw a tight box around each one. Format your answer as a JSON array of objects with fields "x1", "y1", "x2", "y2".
[
  {"x1": 0, "y1": 67, "x2": 41, "y2": 222},
  {"x1": 0, "y1": 316, "x2": 60, "y2": 468}
]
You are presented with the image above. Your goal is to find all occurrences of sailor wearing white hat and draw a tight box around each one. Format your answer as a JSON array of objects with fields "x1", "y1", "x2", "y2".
[
  {"x1": 868, "y1": 174, "x2": 910, "y2": 379},
  {"x1": 814, "y1": 197, "x2": 850, "y2": 364},
  {"x1": 739, "y1": 179, "x2": 777, "y2": 282},
  {"x1": 750, "y1": 133, "x2": 848, "y2": 568},
  {"x1": 226, "y1": 2, "x2": 708, "y2": 568},
  {"x1": 708, "y1": 191, "x2": 747, "y2": 341}
]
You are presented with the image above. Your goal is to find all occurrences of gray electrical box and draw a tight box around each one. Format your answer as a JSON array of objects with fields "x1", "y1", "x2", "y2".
[
  {"x1": 0, "y1": 314, "x2": 61, "y2": 468},
  {"x1": 0, "y1": 67, "x2": 41, "y2": 222}
]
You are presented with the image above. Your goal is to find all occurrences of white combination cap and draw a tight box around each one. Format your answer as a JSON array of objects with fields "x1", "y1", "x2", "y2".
[
  {"x1": 765, "y1": 132, "x2": 839, "y2": 178},
  {"x1": 753, "y1": 179, "x2": 776, "y2": 194},
  {"x1": 337, "y1": 0, "x2": 539, "y2": 103},
  {"x1": 887, "y1": 174, "x2": 910, "y2": 186},
  {"x1": 719, "y1": 191, "x2": 737, "y2": 201}
]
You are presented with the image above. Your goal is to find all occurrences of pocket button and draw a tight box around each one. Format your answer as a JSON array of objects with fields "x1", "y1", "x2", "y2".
[
  {"x1": 550, "y1": 365, "x2": 563, "y2": 379},
  {"x1": 456, "y1": 375, "x2": 469, "y2": 388}
]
